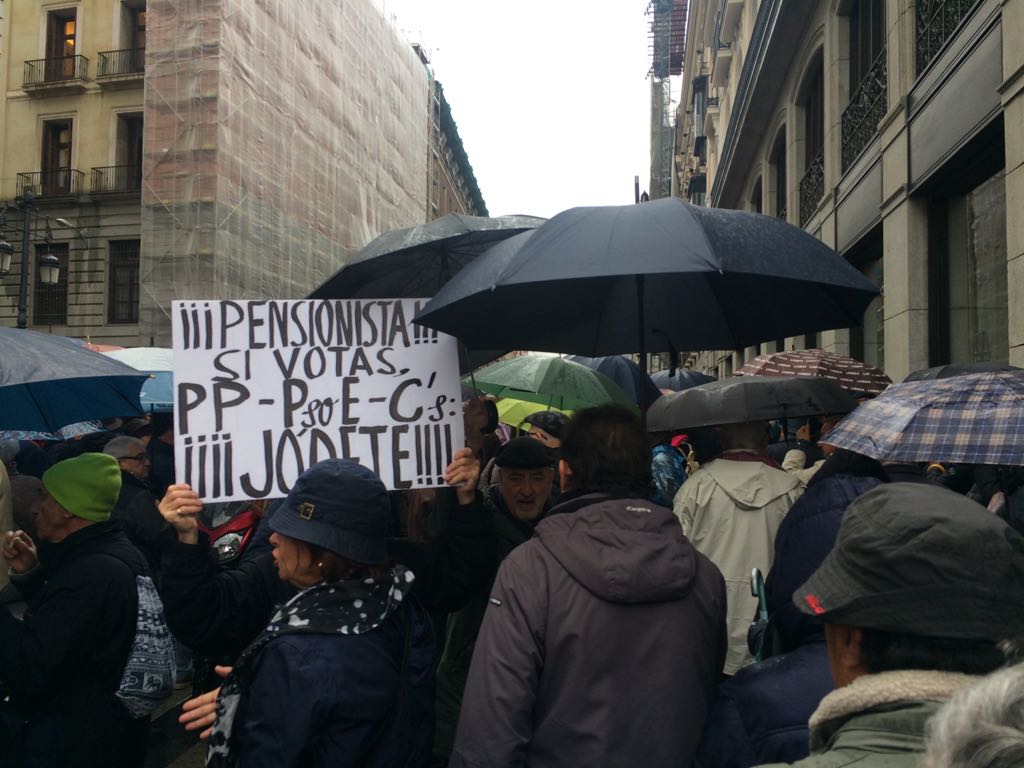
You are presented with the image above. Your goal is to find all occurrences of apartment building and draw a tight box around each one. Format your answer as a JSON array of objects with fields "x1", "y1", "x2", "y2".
[
  {"x1": 0, "y1": 0, "x2": 485, "y2": 344},
  {"x1": 674, "y1": 0, "x2": 1023, "y2": 380},
  {"x1": 0, "y1": 0, "x2": 147, "y2": 339}
]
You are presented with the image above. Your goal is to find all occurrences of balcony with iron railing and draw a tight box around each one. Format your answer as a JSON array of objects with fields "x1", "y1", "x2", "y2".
[
  {"x1": 97, "y1": 49, "x2": 145, "y2": 82},
  {"x1": 799, "y1": 148, "x2": 825, "y2": 226},
  {"x1": 91, "y1": 165, "x2": 142, "y2": 195},
  {"x1": 916, "y1": 0, "x2": 982, "y2": 74},
  {"x1": 841, "y1": 49, "x2": 888, "y2": 173},
  {"x1": 23, "y1": 56, "x2": 89, "y2": 93},
  {"x1": 17, "y1": 169, "x2": 86, "y2": 198}
]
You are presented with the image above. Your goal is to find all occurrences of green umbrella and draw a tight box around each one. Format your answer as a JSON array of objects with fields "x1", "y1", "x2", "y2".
[{"x1": 466, "y1": 355, "x2": 636, "y2": 411}]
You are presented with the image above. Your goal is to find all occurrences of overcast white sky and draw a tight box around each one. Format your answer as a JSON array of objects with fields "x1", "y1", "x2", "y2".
[{"x1": 380, "y1": 0, "x2": 657, "y2": 219}]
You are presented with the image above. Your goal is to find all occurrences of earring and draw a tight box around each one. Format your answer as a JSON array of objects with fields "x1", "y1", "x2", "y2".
[{"x1": 316, "y1": 561, "x2": 325, "y2": 576}]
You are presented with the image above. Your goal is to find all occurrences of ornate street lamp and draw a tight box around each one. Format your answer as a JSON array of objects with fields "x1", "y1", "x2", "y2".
[
  {"x1": 0, "y1": 192, "x2": 63, "y2": 327},
  {"x1": 0, "y1": 212, "x2": 14, "y2": 277},
  {"x1": 37, "y1": 221, "x2": 60, "y2": 286}
]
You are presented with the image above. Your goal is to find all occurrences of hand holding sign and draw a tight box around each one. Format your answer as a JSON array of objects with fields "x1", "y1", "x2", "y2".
[
  {"x1": 444, "y1": 448, "x2": 481, "y2": 505},
  {"x1": 159, "y1": 484, "x2": 205, "y2": 544}
]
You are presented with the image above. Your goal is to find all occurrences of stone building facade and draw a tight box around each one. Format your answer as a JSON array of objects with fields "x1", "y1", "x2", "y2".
[
  {"x1": 674, "y1": 0, "x2": 1022, "y2": 380},
  {"x1": 0, "y1": 0, "x2": 484, "y2": 344}
]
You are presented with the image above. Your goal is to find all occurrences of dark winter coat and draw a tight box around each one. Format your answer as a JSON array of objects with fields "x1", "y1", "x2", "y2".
[
  {"x1": 147, "y1": 438, "x2": 176, "y2": 499},
  {"x1": 695, "y1": 643, "x2": 834, "y2": 768},
  {"x1": 0, "y1": 523, "x2": 149, "y2": 768},
  {"x1": 160, "y1": 493, "x2": 494, "y2": 659},
  {"x1": 432, "y1": 487, "x2": 535, "y2": 758},
  {"x1": 110, "y1": 470, "x2": 176, "y2": 578},
  {"x1": 694, "y1": 474, "x2": 882, "y2": 768},
  {"x1": 231, "y1": 601, "x2": 436, "y2": 767},
  {"x1": 765, "y1": 475, "x2": 882, "y2": 654},
  {"x1": 450, "y1": 493, "x2": 727, "y2": 768}
]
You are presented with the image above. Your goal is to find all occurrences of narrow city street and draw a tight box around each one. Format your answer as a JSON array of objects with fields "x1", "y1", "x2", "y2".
[{"x1": 1, "y1": 0, "x2": 1022, "y2": 766}]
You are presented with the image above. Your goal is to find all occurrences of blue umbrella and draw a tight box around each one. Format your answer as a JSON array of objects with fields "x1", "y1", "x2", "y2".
[
  {"x1": 566, "y1": 355, "x2": 661, "y2": 408},
  {"x1": 650, "y1": 368, "x2": 716, "y2": 392},
  {"x1": 0, "y1": 328, "x2": 146, "y2": 433},
  {"x1": 105, "y1": 348, "x2": 174, "y2": 412}
]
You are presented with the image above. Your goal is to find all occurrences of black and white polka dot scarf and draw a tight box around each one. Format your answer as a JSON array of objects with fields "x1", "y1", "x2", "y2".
[{"x1": 205, "y1": 565, "x2": 415, "y2": 767}]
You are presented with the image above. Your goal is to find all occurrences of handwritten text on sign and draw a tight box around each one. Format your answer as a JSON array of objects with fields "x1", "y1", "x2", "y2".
[{"x1": 172, "y1": 299, "x2": 465, "y2": 502}]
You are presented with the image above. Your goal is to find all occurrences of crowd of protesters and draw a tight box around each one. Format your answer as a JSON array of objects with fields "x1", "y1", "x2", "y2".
[{"x1": 1, "y1": 391, "x2": 1023, "y2": 768}]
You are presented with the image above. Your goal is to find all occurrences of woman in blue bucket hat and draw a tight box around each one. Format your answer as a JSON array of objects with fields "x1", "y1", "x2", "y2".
[{"x1": 200, "y1": 459, "x2": 435, "y2": 767}]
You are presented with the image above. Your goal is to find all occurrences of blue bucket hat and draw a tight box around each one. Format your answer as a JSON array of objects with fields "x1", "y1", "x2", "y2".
[{"x1": 269, "y1": 459, "x2": 392, "y2": 564}]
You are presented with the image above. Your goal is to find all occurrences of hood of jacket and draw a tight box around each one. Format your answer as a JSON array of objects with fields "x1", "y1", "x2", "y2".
[
  {"x1": 534, "y1": 493, "x2": 697, "y2": 604},
  {"x1": 702, "y1": 455, "x2": 802, "y2": 509}
]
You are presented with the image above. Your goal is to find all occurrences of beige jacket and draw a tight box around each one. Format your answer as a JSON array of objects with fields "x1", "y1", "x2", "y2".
[
  {"x1": 783, "y1": 448, "x2": 826, "y2": 487},
  {"x1": 673, "y1": 454, "x2": 802, "y2": 674}
]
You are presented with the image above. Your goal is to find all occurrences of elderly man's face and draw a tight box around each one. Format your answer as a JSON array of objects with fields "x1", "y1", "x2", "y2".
[
  {"x1": 32, "y1": 488, "x2": 72, "y2": 543},
  {"x1": 118, "y1": 450, "x2": 151, "y2": 480},
  {"x1": 498, "y1": 466, "x2": 555, "y2": 521}
]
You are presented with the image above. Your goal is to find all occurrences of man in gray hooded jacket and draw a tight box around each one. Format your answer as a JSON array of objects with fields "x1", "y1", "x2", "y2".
[{"x1": 450, "y1": 405, "x2": 727, "y2": 768}]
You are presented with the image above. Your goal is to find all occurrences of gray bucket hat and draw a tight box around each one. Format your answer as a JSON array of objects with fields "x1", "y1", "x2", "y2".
[
  {"x1": 269, "y1": 459, "x2": 392, "y2": 564},
  {"x1": 794, "y1": 483, "x2": 1024, "y2": 640}
]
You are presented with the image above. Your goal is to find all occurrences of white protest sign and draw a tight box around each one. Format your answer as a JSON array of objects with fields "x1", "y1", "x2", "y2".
[{"x1": 172, "y1": 299, "x2": 465, "y2": 501}]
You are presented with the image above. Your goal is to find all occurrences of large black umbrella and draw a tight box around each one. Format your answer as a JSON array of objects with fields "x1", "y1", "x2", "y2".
[
  {"x1": 310, "y1": 215, "x2": 542, "y2": 373},
  {"x1": 566, "y1": 355, "x2": 661, "y2": 407},
  {"x1": 646, "y1": 375, "x2": 857, "y2": 432},
  {"x1": 0, "y1": 328, "x2": 146, "y2": 432},
  {"x1": 903, "y1": 361, "x2": 1022, "y2": 382},
  {"x1": 650, "y1": 368, "x2": 716, "y2": 392},
  {"x1": 309, "y1": 213, "x2": 545, "y2": 299},
  {"x1": 414, "y1": 199, "x2": 879, "y2": 370}
]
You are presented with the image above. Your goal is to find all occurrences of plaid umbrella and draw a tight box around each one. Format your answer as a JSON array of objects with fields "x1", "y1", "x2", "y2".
[
  {"x1": 823, "y1": 371, "x2": 1024, "y2": 466},
  {"x1": 737, "y1": 348, "x2": 891, "y2": 396}
]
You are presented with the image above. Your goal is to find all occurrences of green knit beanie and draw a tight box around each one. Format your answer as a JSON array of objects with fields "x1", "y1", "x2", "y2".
[{"x1": 42, "y1": 453, "x2": 122, "y2": 523}]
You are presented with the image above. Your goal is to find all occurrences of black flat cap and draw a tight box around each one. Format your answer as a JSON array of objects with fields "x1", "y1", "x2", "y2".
[{"x1": 494, "y1": 437, "x2": 556, "y2": 469}]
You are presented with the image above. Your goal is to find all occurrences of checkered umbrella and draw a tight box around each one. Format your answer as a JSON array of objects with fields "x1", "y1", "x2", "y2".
[
  {"x1": 822, "y1": 371, "x2": 1024, "y2": 466},
  {"x1": 736, "y1": 348, "x2": 891, "y2": 396}
]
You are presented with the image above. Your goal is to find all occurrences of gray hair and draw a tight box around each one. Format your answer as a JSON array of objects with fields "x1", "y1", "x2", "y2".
[
  {"x1": 103, "y1": 435, "x2": 146, "y2": 460},
  {"x1": 925, "y1": 663, "x2": 1024, "y2": 768}
]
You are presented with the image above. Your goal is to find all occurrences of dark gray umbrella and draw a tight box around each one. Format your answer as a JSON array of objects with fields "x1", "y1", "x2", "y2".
[
  {"x1": 309, "y1": 213, "x2": 544, "y2": 299},
  {"x1": 414, "y1": 199, "x2": 879, "y2": 360},
  {"x1": 310, "y1": 215, "x2": 542, "y2": 373},
  {"x1": 646, "y1": 375, "x2": 857, "y2": 432},
  {"x1": 650, "y1": 368, "x2": 716, "y2": 392},
  {"x1": 903, "y1": 361, "x2": 1022, "y2": 382}
]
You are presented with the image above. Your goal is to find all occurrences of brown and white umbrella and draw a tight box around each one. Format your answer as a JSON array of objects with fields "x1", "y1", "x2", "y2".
[{"x1": 736, "y1": 348, "x2": 891, "y2": 396}]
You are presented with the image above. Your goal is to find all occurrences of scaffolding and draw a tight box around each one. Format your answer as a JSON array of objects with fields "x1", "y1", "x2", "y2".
[
  {"x1": 140, "y1": 0, "x2": 430, "y2": 344},
  {"x1": 648, "y1": 0, "x2": 688, "y2": 200}
]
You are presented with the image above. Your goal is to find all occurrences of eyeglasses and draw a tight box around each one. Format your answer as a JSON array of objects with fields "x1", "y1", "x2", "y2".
[{"x1": 120, "y1": 453, "x2": 149, "y2": 463}]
